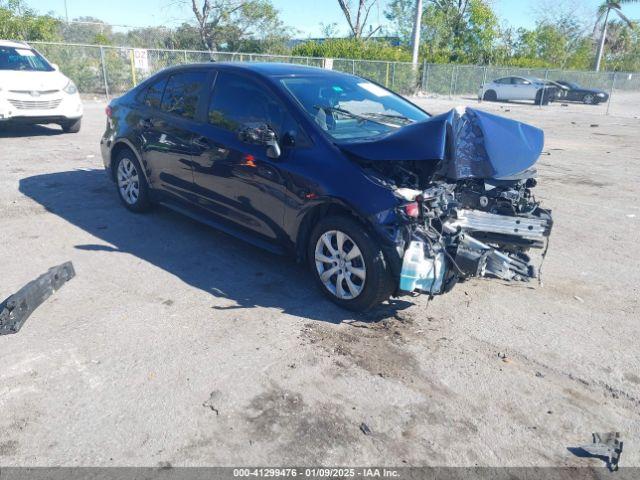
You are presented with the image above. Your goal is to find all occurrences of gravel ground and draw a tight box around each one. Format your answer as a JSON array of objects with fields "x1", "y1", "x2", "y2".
[{"x1": 0, "y1": 97, "x2": 638, "y2": 467}]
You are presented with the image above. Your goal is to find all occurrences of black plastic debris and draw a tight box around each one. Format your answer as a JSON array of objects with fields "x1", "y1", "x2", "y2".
[
  {"x1": 0, "y1": 262, "x2": 75, "y2": 336},
  {"x1": 359, "y1": 422, "x2": 372, "y2": 435},
  {"x1": 570, "y1": 432, "x2": 623, "y2": 471}
]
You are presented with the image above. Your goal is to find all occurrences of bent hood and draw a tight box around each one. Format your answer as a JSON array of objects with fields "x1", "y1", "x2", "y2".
[{"x1": 338, "y1": 107, "x2": 544, "y2": 180}]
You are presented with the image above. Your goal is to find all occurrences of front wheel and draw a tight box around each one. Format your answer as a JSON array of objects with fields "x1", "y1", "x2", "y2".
[
  {"x1": 308, "y1": 215, "x2": 395, "y2": 311},
  {"x1": 61, "y1": 118, "x2": 81, "y2": 133},
  {"x1": 583, "y1": 94, "x2": 596, "y2": 105}
]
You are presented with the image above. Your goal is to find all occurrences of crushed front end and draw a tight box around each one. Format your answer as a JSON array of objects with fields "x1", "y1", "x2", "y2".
[
  {"x1": 395, "y1": 178, "x2": 552, "y2": 295},
  {"x1": 342, "y1": 106, "x2": 553, "y2": 297}
]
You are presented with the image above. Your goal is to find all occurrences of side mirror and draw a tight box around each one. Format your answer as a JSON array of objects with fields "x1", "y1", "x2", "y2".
[{"x1": 237, "y1": 123, "x2": 281, "y2": 159}]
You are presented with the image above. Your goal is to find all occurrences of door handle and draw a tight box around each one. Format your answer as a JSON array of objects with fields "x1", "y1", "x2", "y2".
[{"x1": 139, "y1": 118, "x2": 153, "y2": 129}]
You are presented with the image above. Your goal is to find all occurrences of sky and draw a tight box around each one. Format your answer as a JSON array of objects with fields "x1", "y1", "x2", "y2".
[{"x1": 26, "y1": 0, "x2": 640, "y2": 37}]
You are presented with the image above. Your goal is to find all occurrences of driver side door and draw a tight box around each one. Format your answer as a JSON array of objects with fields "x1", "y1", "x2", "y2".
[
  {"x1": 188, "y1": 70, "x2": 299, "y2": 243},
  {"x1": 511, "y1": 77, "x2": 535, "y2": 100}
]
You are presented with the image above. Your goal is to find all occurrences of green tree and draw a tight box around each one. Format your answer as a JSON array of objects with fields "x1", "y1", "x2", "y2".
[
  {"x1": 594, "y1": 0, "x2": 639, "y2": 71},
  {"x1": 291, "y1": 38, "x2": 410, "y2": 61},
  {"x1": 0, "y1": 0, "x2": 60, "y2": 41},
  {"x1": 60, "y1": 17, "x2": 113, "y2": 44},
  {"x1": 599, "y1": 21, "x2": 640, "y2": 70},
  {"x1": 171, "y1": 23, "x2": 203, "y2": 49},
  {"x1": 512, "y1": 18, "x2": 592, "y2": 69},
  {"x1": 418, "y1": 0, "x2": 500, "y2": 63},
  {"x1": 188, "y1": 0, "x2": 290, "y2": 51},
  {"x1": 384, "y1": 0, "x2": 415, "y2": 45}
]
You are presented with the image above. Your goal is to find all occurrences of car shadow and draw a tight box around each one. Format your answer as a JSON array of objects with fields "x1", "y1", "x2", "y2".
[
  {"x1": 19, "y1": 169, "x2": 413, "y2": 324},
  {"x1": 0, "y1": 123, "x2": 64, "y2": 138}
]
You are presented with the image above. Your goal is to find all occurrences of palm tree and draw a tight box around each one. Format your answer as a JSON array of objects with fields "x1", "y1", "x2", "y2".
[{"x1": 594, "y1": 0, "x2": 638, "y2": 71}]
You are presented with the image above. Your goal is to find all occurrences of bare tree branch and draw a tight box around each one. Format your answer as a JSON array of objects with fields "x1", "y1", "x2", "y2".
[
  {"x1": 364, "y1": 25, "x2": 382, "y2": 38},
  {"x1": 337, "y1": 0, "x2": 357, "y2": 36},
  {"x1": 337, "y1": 0, "x2": 379, "y2": 38}
]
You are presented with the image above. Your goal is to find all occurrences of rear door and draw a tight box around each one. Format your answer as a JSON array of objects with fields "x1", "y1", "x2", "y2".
[
  {"x1": 140, "y1": 69, "x2": 209, "y2": 203},
  {"x1": 189, "y1": 70, "x2": 300, "y2": 242}
]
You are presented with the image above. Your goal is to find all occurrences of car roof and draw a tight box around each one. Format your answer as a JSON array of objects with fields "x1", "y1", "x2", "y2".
[
  {"x1": 0, "y1": 39, "x2": 32, "y2": 49},
  {"x1": 161, "y1": 61, "x2": 355, "y2": 80}
]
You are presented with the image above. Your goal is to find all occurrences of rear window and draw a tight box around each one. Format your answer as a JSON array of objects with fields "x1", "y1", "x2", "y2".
[
  {"x1": 160, "y1": 71, "x2": 207, "y2": 119},
  {"x1": 143, "y1": 77, "x2": 167, "y2": 109},
  {"x1": 0, "y1": 46, "x2": 54, "y2": 72}
]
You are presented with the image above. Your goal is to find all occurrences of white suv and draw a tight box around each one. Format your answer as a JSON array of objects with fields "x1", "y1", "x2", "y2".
[{"x1": 0, "y1": 40, "x2": 83, "y2": 132}]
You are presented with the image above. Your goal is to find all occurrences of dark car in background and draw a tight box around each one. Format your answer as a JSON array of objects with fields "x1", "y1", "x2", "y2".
[
  {"x1": 555, "y1": 80, "x2": 610, "y2": 104},
  {"x1": 101, "y1": 63, "x2": 552, "y2": 311}
]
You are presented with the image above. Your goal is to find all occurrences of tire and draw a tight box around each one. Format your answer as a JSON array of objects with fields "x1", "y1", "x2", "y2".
[
  {"x1": 583, "y1": 94, "x2": 596, "y2": 105},
  {"x1": 483, "y1": 90, "x2": 497, "y2": 102},
  {"x1": 114, "y1": 149, "x2": 152, "y2": 213},
  {"x1": 535, "y1": 89, "x2": 550, "y2": 106},
  {"x1": 61, "y1": 118, "x2": 81, "y2": 133},
  {"x1": 308, "y1": 215, "x2": 395, "y2": 312}
]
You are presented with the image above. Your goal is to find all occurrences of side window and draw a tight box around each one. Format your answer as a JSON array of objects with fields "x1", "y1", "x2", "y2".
[
  {"x1": 143, "y1": 76, "x2": 167, "y2": 109},
  {"x1": 160, "y1": 71, "x2": 207, "y2": 119},
  {"x1": 208, "y1": 71, "x2": 293, "y2": 137},
  {"x1": 513, "y1": 77, "x2": 529, "y2": 85},
  {"x1": 495, "y1": 78, "x2": 510, "y2": 84}
]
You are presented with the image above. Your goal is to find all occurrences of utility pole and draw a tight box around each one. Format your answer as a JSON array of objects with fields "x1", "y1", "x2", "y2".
[
  {"x1": 594, "y1": 7, "x2": 610, "y2": 72},
  {"x1": 64, "y1": 0, "x2": 69, "y2": 23},
  {"x1": 411, "y1": 0, "x2": 423, "y2": 67}
]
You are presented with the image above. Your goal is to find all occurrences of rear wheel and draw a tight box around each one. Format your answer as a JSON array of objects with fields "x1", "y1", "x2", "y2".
[
  {"x1": 61, "y1": 118, "x2": 81, "y2": 133},
  {"x1": 483, "y1": 90, "x2": 497, "y2": 102},
  {"x1": 114, "y1": 150, "x2": 152, "y2": 213},
  {"x1": 308, "y1": 215, "x2": 395, "y2": 311}
]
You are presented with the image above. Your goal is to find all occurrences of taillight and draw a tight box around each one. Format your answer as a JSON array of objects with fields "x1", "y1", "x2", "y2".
[
  {"x1": 404, "y1": 202, "x2": 420, "y2": 218},
  {"x1": 105, "y1": 105, "x2": 112, "y2": 117}
]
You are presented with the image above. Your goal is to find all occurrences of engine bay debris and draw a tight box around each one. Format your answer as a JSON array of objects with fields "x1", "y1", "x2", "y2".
[
  {"x1": 0, "y1": 262, "x2": 75, "y2": 336},
  {"x1": 341, "y1": 107, "x2": 553, "y2": 295}
]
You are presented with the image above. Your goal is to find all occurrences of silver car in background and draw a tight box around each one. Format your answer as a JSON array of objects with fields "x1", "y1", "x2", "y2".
[{"x1": 479, "y1": 76, "x2": 562, "y2": 105}]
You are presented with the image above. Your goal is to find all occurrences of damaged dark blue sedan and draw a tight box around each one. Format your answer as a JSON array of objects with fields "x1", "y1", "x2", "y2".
[{"x1": 100, "y1": 63, "x2": 552, "y2": 311}]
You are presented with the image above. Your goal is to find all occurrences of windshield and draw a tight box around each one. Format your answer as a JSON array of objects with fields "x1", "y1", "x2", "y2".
[
  {"x1": 281, "y1": 75, "x2": 430, "y2": 141},
  {"x1": 0, "y1": 47, "x2": 54, "y2": 72}
]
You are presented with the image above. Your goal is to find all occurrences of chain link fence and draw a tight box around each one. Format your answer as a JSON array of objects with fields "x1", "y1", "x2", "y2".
[
  {"x1": 29, "y1": 42, "x2": 421, "y2": 97},
  {"x1": 29, "y1": 41, "x2": 640, "y2": 118}
]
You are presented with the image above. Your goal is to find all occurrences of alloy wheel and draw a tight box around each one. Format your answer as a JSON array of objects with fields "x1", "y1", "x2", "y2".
[
  {"x1": 583, "y1": 94, "x2": 595, "y2": 104},
  {"x1": 314, "y1": 230, "x2": 366, "y2": 300},
  {"x1": 117, "y1": 158, "x2": 140, "y2": 205}
]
